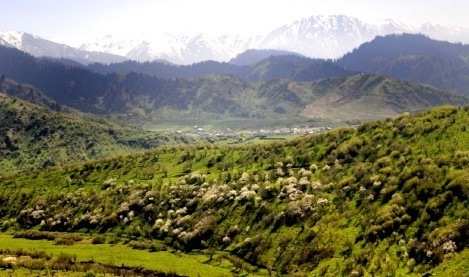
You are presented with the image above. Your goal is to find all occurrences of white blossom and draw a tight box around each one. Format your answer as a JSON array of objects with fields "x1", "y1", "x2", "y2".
[
  {"x1": 442, "y1": 240, "x2": 457, "y2": 253},
  {"x1": 317, "y1": 198, "x2": 329, "y2": 205},
  {"x1": 154, "y1": 218, "x2": 165, "y2": 228},
  {"x1": 176, "y1": 207, "x2": 188, "y2": 215}
]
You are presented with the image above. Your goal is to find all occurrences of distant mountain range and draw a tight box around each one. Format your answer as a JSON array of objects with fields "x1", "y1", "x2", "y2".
[
  {"x1": 86, "y1": 34, "x2": 469, "y2": 96},
  {"x1": 2, "y1": 15, "x2": 469, "y2": 65},
  {"x1": 0, "y1": 43, "x2": 467, "y2": 129}
]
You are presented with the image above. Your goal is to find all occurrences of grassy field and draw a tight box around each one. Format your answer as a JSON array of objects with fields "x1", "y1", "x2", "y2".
[{"x1": 0, "y1": 234, "x2": 246, "y2": 277}]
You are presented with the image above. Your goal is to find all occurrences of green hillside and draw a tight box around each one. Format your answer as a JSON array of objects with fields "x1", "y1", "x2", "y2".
[
  {"x1": 0, "y1": 92, "x2": 194, "y2": 175},
  {"x1": 0, "y1": 106, "x2": 467, "y2": 276}
]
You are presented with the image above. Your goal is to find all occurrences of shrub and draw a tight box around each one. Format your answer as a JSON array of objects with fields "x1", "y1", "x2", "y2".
[
  {"x1": 127, "y1": 240, "x2": 161, "y2": 250},
  {"x1": 16, "y1": 257, "x2": 47, "y2": 270},
  {"x1": 91, "y1": 234, "x2": 106, "y2": 244},
  {"x1": 54, "y1": 237, "x2": 76, "y2": 245},
  {"x1": 51, "y1": 252, "x2": 75, "y2": 271}
]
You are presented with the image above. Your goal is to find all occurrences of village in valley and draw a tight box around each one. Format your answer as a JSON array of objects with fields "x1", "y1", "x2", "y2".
[{"x1": 170, "y1": 125, "x2": 333, "y2": 140}]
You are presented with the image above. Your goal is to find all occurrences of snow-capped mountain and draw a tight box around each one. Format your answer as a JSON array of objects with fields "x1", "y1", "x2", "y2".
[
  {"x1": 2, "y1": 15, "x2": 469, "y2": 65},
  {"x1": 0, "y1": 31, "x2": 126, "y2": 64},
  {"x1": 80, "y1": 32, "x2": 261, "y2": 65},
  {"x1": 77, "y1": 15, "x2": 441, "y2": 64},
  {"x1": 256, "y1": 15, "x2": 381, "y2": 59},
  {"x1": 256, "y1": 16, "x2": 419, "y2": 59}
]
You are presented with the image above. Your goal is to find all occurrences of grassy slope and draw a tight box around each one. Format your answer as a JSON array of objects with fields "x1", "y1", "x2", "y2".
[
  {"x1": 0, "y1": 234, "x2": 235, "y2": 276},
  {"x1": 0, "y1": 106, "x2": 468, "y2": 276}
]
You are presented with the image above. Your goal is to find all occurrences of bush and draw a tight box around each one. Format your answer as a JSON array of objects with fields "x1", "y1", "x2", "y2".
[
  {"x1": 91, "y1": 234, "x2": 106, "y2": 244},
  {"x1": 54, "y1": 237, "x2": 76, "y2": 245},
  {"x1": 14, "y1": 230, "x2": 56, "y2": 240},
  {"x1": 127, "y1": 240, "x2": 167, "y2": 251},
  {"x1": 17, "y1": 258, "x2": 47, "y2": 270}
]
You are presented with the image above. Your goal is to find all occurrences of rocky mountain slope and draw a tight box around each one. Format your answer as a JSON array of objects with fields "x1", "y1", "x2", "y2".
[{"x1": 77, "y1": 15, "x2": 469, "y2": 64}]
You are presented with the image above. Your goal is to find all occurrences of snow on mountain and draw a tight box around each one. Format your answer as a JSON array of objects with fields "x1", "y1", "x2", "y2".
[
  {"x1": 256, "y1": 15, "x2": 377, "y2": 58},
  {"x1": 78, "y1": 15, "x2": 420, "y2": 64},
  {"x1": 255, "y1": 15, "x2": 419, "y2": 59},
  {"x1": 0, "y1": 31, "x2": 126, "y2": 64},
  {"x1": 79, "y1": 32, "x2": 255, "y2": 64},
  {"x1": 80, "y1": 34, "x2": 142, "y2": 57},
  {"x1": 3, "y1": 15, "x2": 469, "y2": 65},
  {"x1": 0, "y1": 31, "x2": 24, "y2": 48}
]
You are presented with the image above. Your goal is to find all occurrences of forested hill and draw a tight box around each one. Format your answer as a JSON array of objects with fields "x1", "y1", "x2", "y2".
[
  {"x1": 1, "y1": 106, "x2": 468, "y2": 275},
  {"x1": 0, "y1": 76, "x2": 75, "y2": 113},
  {"x1": 0, "y1": 45, "x2": 109, "y2": 114},
  {"x1": 337, "y1": 33, "x2": 469, "y2": 95}
]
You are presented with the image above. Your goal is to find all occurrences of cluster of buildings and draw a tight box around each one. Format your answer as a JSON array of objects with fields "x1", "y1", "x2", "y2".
[{"x1": 170, "y1": 125, "x2": 332, "y2": 139}]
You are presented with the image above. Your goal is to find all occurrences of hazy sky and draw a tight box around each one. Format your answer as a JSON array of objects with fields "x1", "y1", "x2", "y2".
[{"x1": 2, "y1": 0, "x2": 468, "y2": 45}]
